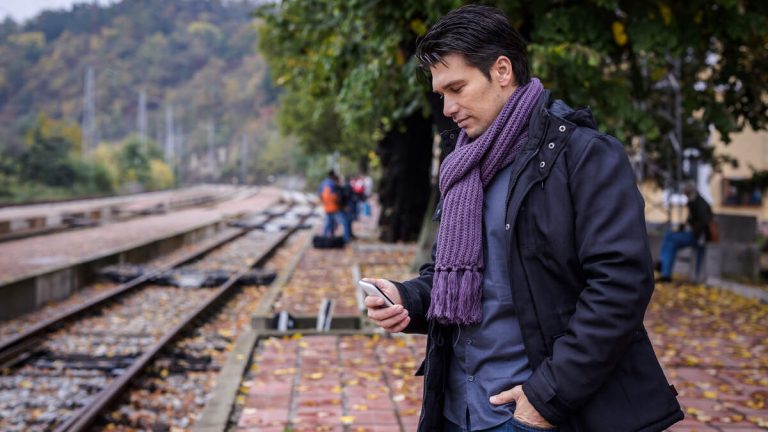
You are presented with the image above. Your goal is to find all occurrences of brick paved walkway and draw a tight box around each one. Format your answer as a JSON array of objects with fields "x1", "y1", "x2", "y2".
[
  {"x1": 230, "y1": 232, "x2": 767, "y2": 431},
  {"x1": 649, "y1": 282, "x2": 768, "y2": 431}
]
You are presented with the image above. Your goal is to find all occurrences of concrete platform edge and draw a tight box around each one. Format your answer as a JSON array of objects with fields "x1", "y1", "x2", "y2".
[
  {"x1": 0, "y1": 216, "x2": 228, "y2": 287},
  {"x1": 705, "y1": 276, "x2": 768, "y2": 303},
  {"x1": 252, "y1": 232, "x2": 315, "y2": 321},
  {"x1": 191, "y1": 329, "x2": 261, "y2": 432}
]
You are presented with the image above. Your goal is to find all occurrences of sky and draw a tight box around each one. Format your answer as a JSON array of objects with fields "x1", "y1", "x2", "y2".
[{"x1": 0, "y1": 0, "x2": 114, "y2": 23}]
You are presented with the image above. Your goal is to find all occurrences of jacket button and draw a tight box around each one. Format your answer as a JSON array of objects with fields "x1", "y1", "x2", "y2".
[
  {"x1": 505, "y1": 223, "x2": 510, "y2": 231},
  {"x1": 559, "y1": 125, "x2": 566, "y2": 132},
  {"x1": 548, "y1": 142, "x2": 555, "y2": 149},
  {"x1": 466, "y1": 338, "x2": 472, "y2": 345},
  {"x1": 468, "y1": 376, "x2": 475, "y2": 382},
  {"x1": 539, "y1": 161, "x2": 546, "y2": 168},
  {"x1": 450, "y1": 134, "x2": 456, "y2": 139}
]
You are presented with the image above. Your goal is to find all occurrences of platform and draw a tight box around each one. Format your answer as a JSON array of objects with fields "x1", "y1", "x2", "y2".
[{"x1": 0, "y1": 187, "x2": 283, "y2": 319}]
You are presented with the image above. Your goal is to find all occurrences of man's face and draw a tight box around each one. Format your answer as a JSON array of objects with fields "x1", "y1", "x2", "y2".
[{"x1": 430, "y1": 53, "x2": 514, "y2": 139}]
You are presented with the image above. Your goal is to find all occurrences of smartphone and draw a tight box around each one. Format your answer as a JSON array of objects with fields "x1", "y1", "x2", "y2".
[{"x1": 358, "y1": 279, "x2": 395, "y2": 307}]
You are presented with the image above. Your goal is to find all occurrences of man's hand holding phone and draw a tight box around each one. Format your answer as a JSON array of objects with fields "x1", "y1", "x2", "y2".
[{"x1": 361, "y1": 279, "x2": 410, "y2": 333}]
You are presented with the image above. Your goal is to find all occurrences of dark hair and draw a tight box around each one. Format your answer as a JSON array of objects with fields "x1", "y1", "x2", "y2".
[{"x1": 416, "y1": 4, "x2": 530, "y2": 85}]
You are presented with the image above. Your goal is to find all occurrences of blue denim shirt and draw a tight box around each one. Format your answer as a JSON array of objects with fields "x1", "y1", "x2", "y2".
[{"x1": 444, "y1": 162, "x2": 532, "y2": 430}]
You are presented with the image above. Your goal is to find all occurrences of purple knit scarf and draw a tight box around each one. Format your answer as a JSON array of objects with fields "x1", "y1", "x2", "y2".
[{"x1": 429, "y1": 78, "x2": 544, "y2": 325}]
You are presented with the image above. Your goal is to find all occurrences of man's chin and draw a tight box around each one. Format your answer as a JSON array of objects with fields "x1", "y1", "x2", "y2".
[
  {"x1": 465, "y1": 128, "x2": 480, "y2": 139},
  {"x1": 462, "y1": 124, "x2": 489, "y2": 139}
]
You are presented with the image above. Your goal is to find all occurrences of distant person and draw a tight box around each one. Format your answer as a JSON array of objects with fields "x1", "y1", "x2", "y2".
[
  {"x1": 351, "y1": 175, "x2": 367, "y2": 214},
  {"x1": 318, "y1": 170, "x2": 351, "y2": 242},
  {"x1": 658, "y1": 181, "x2": 714, "y2": 282},
  {"x1": 363, "y1": 5, "x2": 682, "y2": 432},
  {"x1": 357, "y1": 173, "x2": 373, "y2": 217},
  {"x1": 340, "y1": 177, "x2": 358, "y2": 239}
]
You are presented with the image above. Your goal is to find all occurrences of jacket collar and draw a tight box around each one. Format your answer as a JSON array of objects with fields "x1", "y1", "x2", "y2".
[{"x1": 525, "y1": 90, "x2": 598, "y2": 151}]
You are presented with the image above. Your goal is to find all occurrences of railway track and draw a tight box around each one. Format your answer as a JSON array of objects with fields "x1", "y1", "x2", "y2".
[
  {"x1": 0, "y1": 201, "x2": 319, "y2": 431},
  {"x1": 97, "y1": 230, "x2": 312, "y2": 431},
  {"x1": 0, "y1": 201, "x2": 298, "y2": 366}
]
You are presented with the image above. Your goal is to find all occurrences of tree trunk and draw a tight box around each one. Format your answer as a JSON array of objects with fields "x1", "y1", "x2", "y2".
[{"x1": 377, "y1": 112, "x2": 433, "y2": 243}]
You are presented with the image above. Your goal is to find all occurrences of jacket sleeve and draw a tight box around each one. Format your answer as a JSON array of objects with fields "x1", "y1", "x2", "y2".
[
  {"x1": 392, "y1": 239, "x2": 436, "y2": 335},
  {"x1": 523, "y1": 134, "x2": 656, "y2": 424}
]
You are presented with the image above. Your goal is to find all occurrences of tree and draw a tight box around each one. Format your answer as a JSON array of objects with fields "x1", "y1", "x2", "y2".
[
  {"x1": 256, "y1": 0, "x2": 461, "y2": 242},
  {"x1": 257, "y1": 0, "x2": 768, "y2": 242},
  {"x1": 503, "y1": 1, "x2": 768, "y2": 187},
  {"x1": 17, "y1": 114, "x2": 114, "y2": 195},
  {"x1": 19, "y1": 114, "x2": 81, "y2": 187}
]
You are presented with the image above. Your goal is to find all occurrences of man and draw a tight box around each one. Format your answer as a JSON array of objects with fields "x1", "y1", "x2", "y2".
[
  {"x1": 658, "y1": 181, "x2": 714, "y2": 282},
  {"x1": 364, "y1": 5, "x2": 683, "y2": 432},
  {"x1": 319, "y1": 170, "x2": 351, "y2": 242}
]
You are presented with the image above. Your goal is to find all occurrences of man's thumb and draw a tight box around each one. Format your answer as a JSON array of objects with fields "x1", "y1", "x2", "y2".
[{"x1": 489, "y1": 385, "x2": 522, "y2": 405}]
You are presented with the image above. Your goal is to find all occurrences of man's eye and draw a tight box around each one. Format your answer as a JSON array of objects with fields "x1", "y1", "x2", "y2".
[{"x1": 450, "y1": 87, "x2": 463, "y2": 93}]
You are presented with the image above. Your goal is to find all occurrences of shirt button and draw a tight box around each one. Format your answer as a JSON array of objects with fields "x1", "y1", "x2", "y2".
[
  {"x1": 466, "y1": 338, "x2": 472, "y2": 345},
  {"x1": 505, "y1": 223, "x2": 510, "y2": 231},
  {"x1": 468, "y1": 375, "x2": 475, "y2": 382}
]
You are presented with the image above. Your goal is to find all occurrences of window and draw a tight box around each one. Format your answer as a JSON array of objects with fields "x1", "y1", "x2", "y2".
[{"x1": 721, "y1": 178, "x2": 763, "y2": 206}]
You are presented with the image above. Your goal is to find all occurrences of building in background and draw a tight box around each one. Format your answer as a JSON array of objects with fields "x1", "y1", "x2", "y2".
[{"x1": 642, "y1": 129, "x2": 768, "y2": 235}]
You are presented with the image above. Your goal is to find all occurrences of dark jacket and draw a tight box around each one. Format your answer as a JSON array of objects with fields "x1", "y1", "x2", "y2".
[
  {"x1": 395, "y1": 91, "x2": 684, "y2": 432},
  {"x1": 687, "y1": 194, "x2": 713, "y2": 240}
]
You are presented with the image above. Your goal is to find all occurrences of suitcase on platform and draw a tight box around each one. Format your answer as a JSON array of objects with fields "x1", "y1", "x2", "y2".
[{"x1": 312, "y1": 235, "x2": 345, "y2": 249}]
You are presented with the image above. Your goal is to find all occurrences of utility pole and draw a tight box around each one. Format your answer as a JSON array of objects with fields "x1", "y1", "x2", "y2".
[
  {"x1": 654, "y1": 58, "x2": 684, "y2": 229},
  {"x1": 164, "y1": 103, "x2": 175, "y2": 166},
  {"x1": 669, "y1": 58, "x2": 684, "y2": 228},
  {"x1": 156, "y1": 122, "x2": 163, "y2": 154},
  {"x1": 176, "y1": 123, "x2": 184, "y2": 185},
  {"x1": 240, "y1": 133, "x2": 247, "y2": 184},
  {"x1": 138, "y1": 88, "x2": 147, "y2": 146},
  {"x1": 81, "y1": 66, "x2": 97, "y2": 154},
  {"x1": 207, "y1": 121, "x2": 215, "y2": 182}
]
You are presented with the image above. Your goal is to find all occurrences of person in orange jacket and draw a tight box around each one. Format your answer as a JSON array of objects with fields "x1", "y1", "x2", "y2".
[{"x1": 319, "y1": 170, "x2": 351, "y2": 242}]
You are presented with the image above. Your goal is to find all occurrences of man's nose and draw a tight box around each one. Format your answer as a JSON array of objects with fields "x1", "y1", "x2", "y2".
[{"x1": 443, "y1": 97, "x2": 458, "y2": 118}]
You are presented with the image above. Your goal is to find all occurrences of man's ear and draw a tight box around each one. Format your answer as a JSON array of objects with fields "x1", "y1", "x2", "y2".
[{"x1": 494, "y1": 55, "x2": 516, "y2": 87}]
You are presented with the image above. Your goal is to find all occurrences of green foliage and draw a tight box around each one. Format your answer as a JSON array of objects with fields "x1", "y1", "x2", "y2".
[
  {"x1": 117, "y1": 137, "x2": 152, "y2": 184},
  {"x1": 256, "y1": 0, "x2": 461, "y2": 158},
  {"x1": 258, "y1": 0, "x2": 768, "y2": 182},
  {"x1": 513, "y1": 0, "x2": 768, "y2": 176},
  {"x1": 19, "y1": 115, "x2": 80, "y2": 187},
  {"x1": 0, "y1": 115, "x2": 176, "y2": 202},
  {"x1": 114, "y1": 136, "x2": 174, "y2": 190},
  {"x1": 6, "y1": 114, "x2": 116, "y2": 200},
  {"x1": 147, "y1": 159, "x2": 175, "y2": 190}
]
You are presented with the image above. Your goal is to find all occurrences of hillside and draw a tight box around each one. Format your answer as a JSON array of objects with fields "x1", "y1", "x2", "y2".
[{"x1": 0, "y1": 0, "x2": 278, "y2": 184}]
